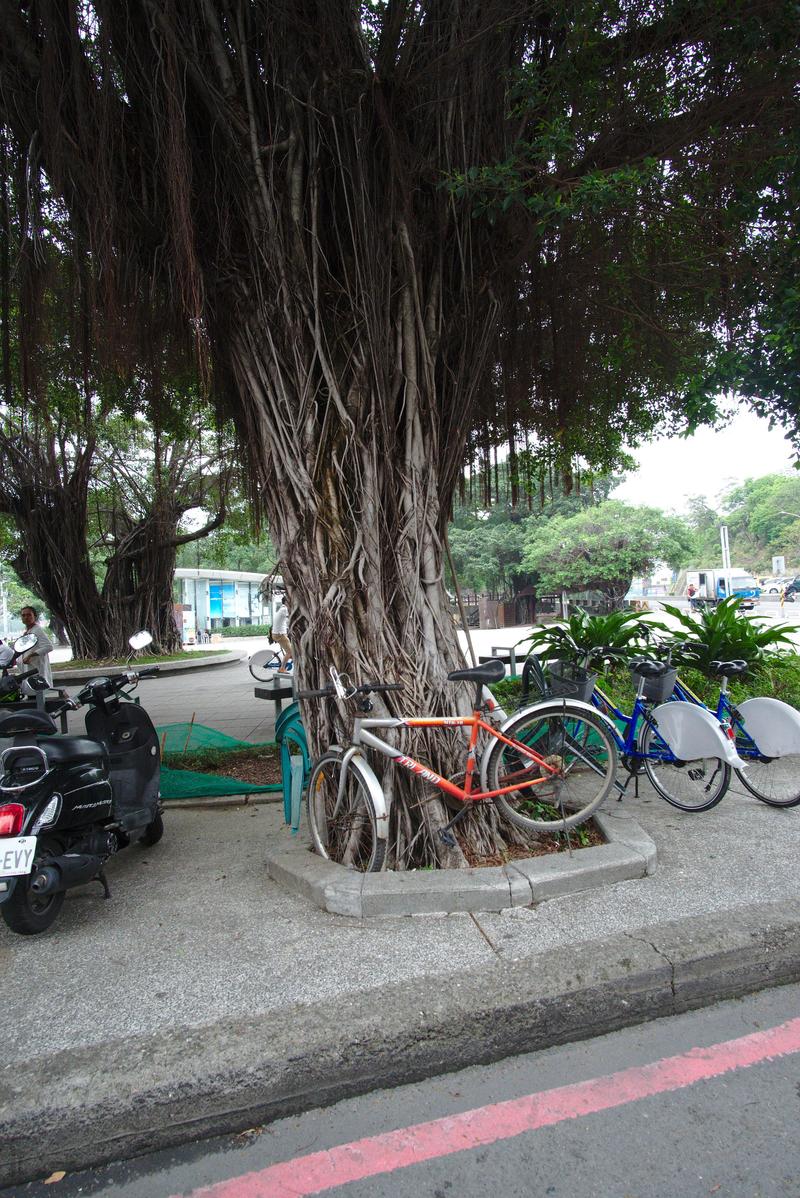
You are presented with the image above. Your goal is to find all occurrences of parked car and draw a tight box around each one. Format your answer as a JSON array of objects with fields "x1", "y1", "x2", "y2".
[{"x1": 760, "y1": 575, "x2": 789, "y2": 594}]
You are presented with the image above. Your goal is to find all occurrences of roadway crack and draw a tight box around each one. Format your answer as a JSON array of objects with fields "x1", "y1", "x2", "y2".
[
  {"x1": 625, "y1": 932, "x2": 676, "y2": 998},
  {"x1": 469, "y1": 912, "x2": 501, "y2": 955}
]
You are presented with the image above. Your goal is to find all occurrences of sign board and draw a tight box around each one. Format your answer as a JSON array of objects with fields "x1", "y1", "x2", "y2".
[{"x1": 772, "y1": 555, "x2": 786, "y2": 575}]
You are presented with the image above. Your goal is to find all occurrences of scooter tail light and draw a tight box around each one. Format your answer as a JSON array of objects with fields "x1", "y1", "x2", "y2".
[{"x1": 0, "y1": 803, "x2": 25, "y2": 836}]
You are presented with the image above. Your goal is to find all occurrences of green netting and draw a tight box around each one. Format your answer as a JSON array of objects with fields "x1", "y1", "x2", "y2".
[
  {"x1": 160, "y1": 765, "x2": 277, "y2": 799},
  {"x1": 157, "y1": 722, "x2": 281, "y2": 800},
  {"x1": 156, "y1": 722, "x2": 271, "y2": 754}
]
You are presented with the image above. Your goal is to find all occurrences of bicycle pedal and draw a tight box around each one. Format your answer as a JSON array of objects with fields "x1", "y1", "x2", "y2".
[{"x1": 438, "y1": 829, "x2": 458, "y2": 848}]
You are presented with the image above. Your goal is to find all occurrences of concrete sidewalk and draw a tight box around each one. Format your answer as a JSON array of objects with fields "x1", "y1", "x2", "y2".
[{"x1": 2, "y1": 655, "x2": 800, "y2": 1187}]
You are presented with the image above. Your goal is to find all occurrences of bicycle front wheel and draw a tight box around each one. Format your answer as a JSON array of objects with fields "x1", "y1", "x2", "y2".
[
  {"x1": 734, "y1": 756, "x2": 800, "y2": 808},
  {"x1": 641, "y1": 721, "x2": 730, "y2": 811},
  {"x1": 485, "y1": 703, "x2": 618, "y2": 832},
  {"x1": 248, "y1": 648, "x2": 283, "y2": 680},
  {"x1": 306, "y1": 750, "x2": 386, "y2": 872}
]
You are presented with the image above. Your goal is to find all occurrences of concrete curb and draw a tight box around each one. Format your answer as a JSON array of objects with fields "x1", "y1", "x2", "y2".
[
  {"x1": 264, "y1": 806, "x2": 658, "y2": 917},
  {"x1": 2, "y1": 901, "x2": 799, "y2": 1188},
  {"x1": 52, "y1": 652, "x2": 243, "y2": 684}
]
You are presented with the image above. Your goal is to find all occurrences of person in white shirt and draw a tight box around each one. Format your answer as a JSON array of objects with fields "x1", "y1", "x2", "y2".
[
  {"x1": 19, "y1": 605, "x2": 54, "y2": 687},
  {"x1": 272, "y1": 595, "x2": 292, "y2": 672}
]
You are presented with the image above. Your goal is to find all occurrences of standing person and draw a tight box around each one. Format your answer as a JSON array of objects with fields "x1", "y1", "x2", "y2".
[
  {"x1": 18, "y1": 605, "x2": 54, "y2": 687},
  {"x1": 272, "y1": 594, "x2": 292, "y2": 673}
]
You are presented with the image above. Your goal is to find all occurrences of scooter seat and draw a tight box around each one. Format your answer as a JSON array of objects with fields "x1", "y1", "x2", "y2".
[
  {"x1": 0, "y1": 710, "x2": 58, "y2": 735},
  {"x1": 39, "y1": 736, "x2": 107, "y2": 766}
]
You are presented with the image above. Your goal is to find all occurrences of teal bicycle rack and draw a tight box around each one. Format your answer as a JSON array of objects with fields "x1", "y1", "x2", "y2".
[{"x1": 275, "y1": 701, "x2": 311, "y2": 833}]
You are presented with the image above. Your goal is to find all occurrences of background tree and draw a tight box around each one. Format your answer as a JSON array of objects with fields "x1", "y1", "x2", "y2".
[
  {"x1": 175, "y1": 490, "x2": 276, "y2": 575},
  {"x1": 448, "y1": 460, "x2": 620, "y2": 596},
  {"x1": 0, "y1": 178, "x2": 233, "y2": 657},
  {"x1": 523, "y1": 501, "x2": 696, "y2": 608},
  {"x1": 2, "y1": 3, "x2": 798, "y2": 865},
  {"x1": 684, "y1": 473, "x2": 800, "y2": 575}
]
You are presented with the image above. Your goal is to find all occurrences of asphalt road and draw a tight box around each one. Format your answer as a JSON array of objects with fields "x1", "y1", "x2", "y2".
[{"x1": 9, "y1": 982, "x2": 800, "y2": 1197}]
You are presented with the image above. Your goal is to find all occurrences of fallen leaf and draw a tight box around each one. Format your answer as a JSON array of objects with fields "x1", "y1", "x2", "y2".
[{"x1": 44, "y1": 1171, "x2": 66, "y2": 1184}]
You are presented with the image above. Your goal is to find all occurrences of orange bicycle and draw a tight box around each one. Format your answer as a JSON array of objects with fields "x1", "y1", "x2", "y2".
[{"x1": 299, "y1": 659, "x2": 619, "y2": 870}]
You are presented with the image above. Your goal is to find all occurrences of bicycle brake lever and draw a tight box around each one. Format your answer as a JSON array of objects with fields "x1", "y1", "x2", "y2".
[{"x1": 329, "y1": 666, "x2": 345, "y2": 698}]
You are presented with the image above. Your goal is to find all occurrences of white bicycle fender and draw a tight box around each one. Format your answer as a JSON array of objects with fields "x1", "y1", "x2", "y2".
[
  {"x1": 347, "y1": 751, "x2": 390, "y2": 840},
  {"x1": 481, "y1": 698, "x2": 619, "y2": 792},
  {"x1": 737, "y1": 697, "x2": 800, "y2": 757},
  {"x1": 651, "y1": 702, "x2": 747, "y2": 769}
]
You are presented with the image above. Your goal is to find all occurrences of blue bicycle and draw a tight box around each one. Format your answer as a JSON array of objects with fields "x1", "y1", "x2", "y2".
[
  {"x1": 671, "y1": 661, "x2": 800, "y2": 809},
  {"x1": 522, "y1": 652, "x2": 733, "y2": 812}
]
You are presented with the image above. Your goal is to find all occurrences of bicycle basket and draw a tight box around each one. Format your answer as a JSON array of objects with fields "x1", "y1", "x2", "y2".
[
  {"x1": 547, "y1": 661, "x2": 597, "y2": 703},
  {"x1": 632, "y1": 666, "x2": 677, "y2": 704}
]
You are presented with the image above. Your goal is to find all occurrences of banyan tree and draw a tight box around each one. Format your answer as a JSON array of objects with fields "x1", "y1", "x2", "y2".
[{"x1": 1, "y1": 2, "x2": 798, "y2": 864}]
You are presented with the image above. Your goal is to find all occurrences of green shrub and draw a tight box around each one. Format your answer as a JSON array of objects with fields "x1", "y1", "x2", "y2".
[
  {"x1": 519, "y1": 608, "x2": 657, "y2": 666},
  {"x1": 661, "y1": 597, "x2": 798, "y2": 672},
  {"x1": 489, "y1": 677, "x2": 523, "y2": 710},
  {"x1": 218, "y1": 623, "x2": 273, "y2": 638},
  {"x1": 594, "y1": 655, "x2": 800, "y2": 713}
]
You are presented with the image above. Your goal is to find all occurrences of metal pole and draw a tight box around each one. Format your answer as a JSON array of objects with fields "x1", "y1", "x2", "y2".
[
  {"x1": 444, "y1": 531, "x2": 477, "y2": 667},
  {"x1": 720, "y1": 525, "x2": 731, "y2": 600}
]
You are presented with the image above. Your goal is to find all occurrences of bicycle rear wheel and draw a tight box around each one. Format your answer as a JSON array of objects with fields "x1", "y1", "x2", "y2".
[
  {"x1": 485, "y1": 703, "x2": 617, "y2": 832},
  {"x1": 306, "y1": 750, "x2": 385, "y2": 872},
  {"x1": 641, "y1": 721, "x2": 729, "y2": 811},
  {"x1": 734, "y1": 756, "x2": 800, "y2": 808}
]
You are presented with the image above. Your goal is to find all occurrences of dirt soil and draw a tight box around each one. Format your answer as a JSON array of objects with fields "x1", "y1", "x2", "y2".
[
  {"x1": 462, "y1": 821, "x2": 604, "y2": 866},
  {"x1": 170, "y1": 749, "x2": 282, "y2": 787}
]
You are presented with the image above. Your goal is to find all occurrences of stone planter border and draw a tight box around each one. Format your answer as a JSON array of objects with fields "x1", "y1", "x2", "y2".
[{"x1": 264, "y1": 805, "x2": 657, "y2": 917}]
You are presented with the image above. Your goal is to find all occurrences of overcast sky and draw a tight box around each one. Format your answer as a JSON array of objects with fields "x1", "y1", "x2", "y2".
[{"x1": 611, "y1": 405, "x2": 798, "y2": 514}]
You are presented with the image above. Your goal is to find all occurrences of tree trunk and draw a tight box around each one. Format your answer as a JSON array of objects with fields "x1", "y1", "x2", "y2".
[
  {"x1": 102, "y1": 507, "x2": 184, "y2": 654},
  {"x1": 227, "y1": 285, "x2": 514, "y2": 867}
]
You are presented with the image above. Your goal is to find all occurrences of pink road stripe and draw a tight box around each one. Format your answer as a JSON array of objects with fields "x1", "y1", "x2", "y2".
[{"x1": 181, "y1": 1016, "x2": 800, "y2": 1198}]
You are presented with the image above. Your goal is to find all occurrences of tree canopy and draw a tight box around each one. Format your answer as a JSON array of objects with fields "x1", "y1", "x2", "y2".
[
  {"x1": 522, "y1": 500, "x2": 696, "y2": 605},
  {"x1": 2, "y1": 2, "x2": 799, "y2": 865}
]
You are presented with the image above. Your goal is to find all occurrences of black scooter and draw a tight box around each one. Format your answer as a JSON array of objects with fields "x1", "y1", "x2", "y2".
[{"x1": 0, "y1": 632, "x2": 162, "y2": 935}]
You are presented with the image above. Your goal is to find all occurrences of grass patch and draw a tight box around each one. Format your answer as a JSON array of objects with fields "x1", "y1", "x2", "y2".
[{"x1": 57, "y1": 649, "x2": 231, "y2": 671}]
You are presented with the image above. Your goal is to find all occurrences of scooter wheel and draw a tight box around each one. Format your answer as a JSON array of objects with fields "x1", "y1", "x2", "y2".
[
  {"x1": 139, "y1": 813, "x2": 164, "y2": 847},
  {"x1": 2, "y1": 876, "x2": 65, "y2": 936}
]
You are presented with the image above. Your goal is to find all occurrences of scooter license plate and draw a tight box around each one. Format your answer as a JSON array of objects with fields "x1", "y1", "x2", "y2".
[{"x1": 0, "y1": 836, "x2": 37, "y2": 877}]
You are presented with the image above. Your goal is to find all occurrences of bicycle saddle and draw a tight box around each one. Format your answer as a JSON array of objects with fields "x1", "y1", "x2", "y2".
[
  {"x1": 447, "y1": 659, "x2": 506, "y2": 685},
  {"x1": 630, "y1": 658, "x2": 671, "y2": 678},
  {"x1": 709, "y1": 659, "x2": 748, "y2": 677}
]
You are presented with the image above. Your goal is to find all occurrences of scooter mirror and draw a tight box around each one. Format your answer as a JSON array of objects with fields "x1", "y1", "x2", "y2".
[
  {"x1": 129, "y1": 630, "x2": 153, "y2": 651},
  {"x1": 14, "y1": 633, "x2": 38, "y2": 653}
]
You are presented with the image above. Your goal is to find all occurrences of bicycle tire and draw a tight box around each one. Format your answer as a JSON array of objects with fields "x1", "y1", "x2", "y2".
[
  {"x1": 306, "y1": 749, "x2": 386, "y2": 872},
  {"x1": 248, "y1": 648, "x2": 283, "y2": 681},
  {"x1": 734, "y1": 757, "x2": 800, "y2": 808},
  {"x1": 484, "y1": 702, "x2": 617, "y2": 832},
  {"x1": 640, "y1": 720, "x2": 729, "y2": 811}
]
